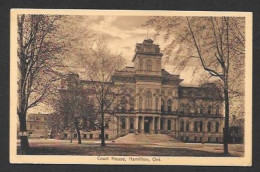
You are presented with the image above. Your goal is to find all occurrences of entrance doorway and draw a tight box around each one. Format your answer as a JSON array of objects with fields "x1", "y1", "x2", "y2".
[{"x1": 144, "y1": 119, "x2": 150, "y2": 133}]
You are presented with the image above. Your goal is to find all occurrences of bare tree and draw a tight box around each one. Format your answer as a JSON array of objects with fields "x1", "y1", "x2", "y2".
[
  {"x1": 54, "y1": 78, "x2": 94, "y2": 144},
  {"x1": 147, "y1": 16, "x2": 245, "y2": 155},
  {"x1": 17, "y1": 14, "x2": 68, "y2": 154},
  {"x1": 78, "y1": 39, "x2": 129, "y2": 146}
]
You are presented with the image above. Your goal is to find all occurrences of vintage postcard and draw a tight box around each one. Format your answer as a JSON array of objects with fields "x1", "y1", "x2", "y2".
[{"x1": 10, "y1": 9, "x2": 252, "y2": 166}]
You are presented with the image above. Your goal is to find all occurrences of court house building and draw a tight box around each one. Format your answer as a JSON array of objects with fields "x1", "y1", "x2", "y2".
[{"x1": 62, "y1": 39, "x2": 224, "y2": 143}]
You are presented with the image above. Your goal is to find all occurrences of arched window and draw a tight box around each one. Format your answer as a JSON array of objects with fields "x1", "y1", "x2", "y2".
[
  {"x1": 194, "y1": 121, "x2": 198, "y2": 132},
  {"x1": 186, "y1": 122, "x2": 190, "y2": 132},
  {"x1": 167, "y1": 99, "x2": 172, "y2": 112},
  {"x1": 216, "y1": 105, "x2": 220, "y2": 115},
  {"x1": 146, "y1": 59, "x2": 152, "y2": 71},
  {"x1": 215, "y1": 122, "x2": 219, "y2": 133},
  {"x1": 207, "y1": 122, "x2": 212, "y2": 132},
  {"x1": 146, "y1": 91, "x2": 152, "y2": 110},
  {"x1": 180, "y1": 103, "x2": 185, "y2": 113},
  {"x1": 130, "y1": 97, "x2": 135, "y2": 111},
  {"x1": 161, "y1": 99, "x2": 165, "y2": 112},
  {"x1": 208, "y1": 106, "x2": 212, "y2": 115},
  {"x1": 200, "y1": 105, "x2": 204, "y2": 114},
  {"x1": 121, "y1": 118, "x2": 126, "y2": 129},
  {"x1": 155, "y1": 97, "x2": 159, "y2": 111},
  {"x1": 186, "y1": 103, "x2": 191, "y2": 113},
  {"x1": 167, "y1": 120, "x2": 171, "y2": 130},
  {"x1": 180, "y1": 120, "x2": 184, "y2": 132},
  {"x1": 139, "y1": 96, "x2": 143, "y2": 110},
  {"x1": 139, "y1": 59, "x2": 143, "y2": 70}
]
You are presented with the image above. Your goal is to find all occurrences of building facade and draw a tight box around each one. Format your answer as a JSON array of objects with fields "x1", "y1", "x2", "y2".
[
  {"x1": 26, "y1": 113, "x2": 52, "y2": 138},
  {"x1": 61, "y1": 39, "x2": 224, "y2": 143}
]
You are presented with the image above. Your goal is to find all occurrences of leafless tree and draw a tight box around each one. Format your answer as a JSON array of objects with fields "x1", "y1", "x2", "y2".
[
  {"x1": 147, "y1": 16, "x2": 245, "y2": 155},
  {"x1": 78, "y1": 39, "x2": 129, "y2": 146},
  {"x1": 53, "y1": 78, "x2": 95, "y2": 144},
  {"x1": 17, "y1": 14, "x2": 71, "y2": 153}
]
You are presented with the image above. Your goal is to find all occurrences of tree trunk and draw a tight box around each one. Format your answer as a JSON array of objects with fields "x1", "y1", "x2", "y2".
[
  {"x1": 70, "y1": 130, "x2": 73, "y2": 143},
  {"x1": 18, "y1": 112, "x2": 30, "y2": 154},
  {"x1": 74, "y1": 119, "x2": 82, "y2": 144},
  {"x1": 223, "y1": 87, "x2": 230, "y2": 155},
  {"x1": 101, "y1": 112, "x2": 106, "y2": 146}
]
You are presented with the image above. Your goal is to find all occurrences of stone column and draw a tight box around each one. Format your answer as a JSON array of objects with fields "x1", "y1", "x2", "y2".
[
  {"x1": 157, "y1": 117, "x2": 161, "y2": 134},
  {"x1": 126, "y1": 117, "x2": 130, "y2": 133},
  {"x1": 135, "y1": 116, "x2": 139, "y2": 133},
  {"x1": 171, "y1": 118, "x2": 175, "y2": 132},
  {"x1": 141, "y1": 116, "x2": 144, "y2": 134},
  {"x1": 150, "y1": 116, "x2": 155, "y2": 134}
]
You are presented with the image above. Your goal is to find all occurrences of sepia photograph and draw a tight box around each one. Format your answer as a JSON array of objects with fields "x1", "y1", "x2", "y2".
[{"x1": 10, "y1": 9, "x2": 252, "y2": 165}]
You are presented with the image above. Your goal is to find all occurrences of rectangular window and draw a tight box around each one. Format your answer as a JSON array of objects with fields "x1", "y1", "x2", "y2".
[
  {"x1": 200, "y1": 137, "x2": 202, "y2": 142},
  {"x1": 216, "y1": 137, "x2": 219, "y2": 143},
  {"x1": 90, "y1": 134, "x2": 93, "y2": 139},
  {"x1": 99, "y1": 134, "x2": 102, "y2": 139},
  {"x1": 83, "y1": 134, "x2": 87, "y2": 139},
  {"x1": 208, "y1": 137, "x2": 211, "y2": 143},
  {"x1": 64, "y1": 133, "x2": 68, "y2": 138},
  {"x1": 74, "y1": 134, "x2": 77, "y2": 138},
  {"x1": 105, "y1": 134, "x2": 109, "y2": 139},
  {"x1": 186, "y1": 136, "x2": 189, "y2": 142},
  {"x1": 194, "y1": 136, "x2": 197, "y2": 142}
]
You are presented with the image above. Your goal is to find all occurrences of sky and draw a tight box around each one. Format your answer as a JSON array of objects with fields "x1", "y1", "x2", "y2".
[
  {"x1": 29, "y1": 15, "x2": 205, "y2": 114},
  {"x1": 71, "y1": 15, "x2": 204, "y2": 86}
]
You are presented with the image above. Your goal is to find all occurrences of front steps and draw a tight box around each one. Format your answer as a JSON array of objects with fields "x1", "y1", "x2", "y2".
[{"x1": 114, "y1": 133, "x2": 182, "y2": 144}]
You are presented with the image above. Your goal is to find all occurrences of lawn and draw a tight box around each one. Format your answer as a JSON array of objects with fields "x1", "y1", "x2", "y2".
[{"x1": 17, "y1": 139, "x2": 237, "y2": 157}]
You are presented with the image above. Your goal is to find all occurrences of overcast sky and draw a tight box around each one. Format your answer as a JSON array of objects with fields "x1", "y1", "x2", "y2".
[{"x1": 71, "y1": 15, "x2": 205, "y2": 85}]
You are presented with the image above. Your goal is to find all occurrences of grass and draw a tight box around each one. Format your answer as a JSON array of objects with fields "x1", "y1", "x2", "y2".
[{"x1": 18, "y1": 142, "x2": 229, "y2": 157}]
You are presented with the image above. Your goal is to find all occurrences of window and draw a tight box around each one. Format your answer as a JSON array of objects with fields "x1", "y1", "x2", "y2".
[
  {"x1": 145, "y1": 91, "x2": 152, "y2": 110},
  {"x1": 208, "y1": 106, "x2": 212, "y2": 115},
  {"x1": 186, "y1": 136, "x2": 189, "y2": 142},
  {"x1": 121, "y1": 118, "x2": 126, "y2": 129},
  {"x1": 139, "y1": 97, "x2": 143, "y2": 110},
  {"x1": 194, "y1": 136, "x2": 197, "y2": 142},
  {"x1": 208, "y1": 137, "x2": 211, "y2": 143},
  {"x1": 155, "y1": 97, "x2": 159, "y2": 111},
  {"x1": 64, "y1": 133, "x2": 68, "y2": 138},
  {"x1": 105, "y1": 134, "x2": 109, "y2": 139},
  {"x1": 99, "y1": 134, "x2": 102, "y2": 139},
  {"x1": 180, "y1": 120, "x2": 184, "y2": 132},
  {"x1": 90, "y1": 134, "x2": 93, "y2": 139},
  {"x1": 130, "y1": 98, "x2": 135, "y2": 111},
  {"x1": 186, "y1": 103, "x2": 191, "y2": 113},
  {"x1": 216, "y1": 105, "x2": 220, "y2": 115},
  {"x1": 146, "y1": 59, "x2": 152, "y2": 71},
  {"x1": 30, "y1": 124, "x2": 33, "y2": 129},
  {"x1": 167, "y1": 99, "x2": 172, "y2": 112},
  {"x1": 167, "y1": 120, "x2": 171, "y2": 130},
  {"x1": 207, "y1": 122, "x2": 212, "y2": 132},
  {"x1": 139, "y1": 59, "x2": 143, "y2": 70},
  {"x1": 215, "y1": 122, "x2": 219, "y2": 133},
  {"x1": 200, "y1": 105, "x2": 204, "y2": 114},
  {"x1": 130, "y1": 118, "x2": 134, "y2": 129},
  {"x1": 186, "y1": 122, "x2": 190, "y2": 132},
  {"x1": 160, "y1": 118, "x2": 164, "y2": 130},
  {"x1": 161, "y1": 99, "x2": 165, "y2": 112},
  {"x1": 216, "y1": 137, "x2": 219, "y2": 143},
  {"x1": 194, "y1": 121, "x2": 198, "y2": 132},
  {"x1": 83, "y1": 134, "x2": 87, "y2": 139},
  {"x1": 199, "y1": 121, "x2": 203, "y2": 132},
  {"x1": 36, "y1": 117, "x2": 40, "y2": 120}
]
